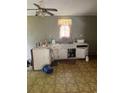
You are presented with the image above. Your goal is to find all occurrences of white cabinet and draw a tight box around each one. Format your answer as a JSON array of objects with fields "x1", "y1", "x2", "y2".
[
  {"x1": 51, "y1": 44, "x2": 60, "y2": 59},
  {"x1": 52, "y1": 48, "x2": 67, "y2": 59},
  {"x1": 51, "y1": 44, "x2": 67, "y2": 59},
  {"x1": 50, "y1": 43, "x2": 89, "y2": 61},
  {"x1": 52, "y1": 48, "x2": 59, "y2": 59},
  {"x1": 76, "y1": 48, "x2": 88, "y2": 58},
  {"x1": 76, "y1": 44, "x2": 89, "y2": 60},
  {"x1": 32, "y1": 48, "x2": 51, "y2": 70},
  {"x1": 59, "y1": 48, "x2": 67, "y2": 59}
]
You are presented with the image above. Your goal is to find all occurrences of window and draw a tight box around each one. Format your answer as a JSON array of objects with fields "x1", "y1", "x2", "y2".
[
  {"x1": 60, "y1": 25, "x2": 70, "y2": 38},
  {"x1": 58, "y1": 19, "x2": 72, "y2": 38}
]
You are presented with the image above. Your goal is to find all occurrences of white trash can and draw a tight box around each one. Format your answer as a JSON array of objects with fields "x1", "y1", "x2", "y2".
[{"x1": 86, "y1": 56, "x2": 89, "y2": 62}]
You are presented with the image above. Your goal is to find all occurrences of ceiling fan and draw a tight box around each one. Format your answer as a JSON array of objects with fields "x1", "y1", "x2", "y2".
[{"x1": 27, "y1": 3, "x2": 58, "y2": 16}]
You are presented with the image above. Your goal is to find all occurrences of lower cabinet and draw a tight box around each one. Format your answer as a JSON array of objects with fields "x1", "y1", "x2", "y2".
[
  {"x1": 52, "y1": 48, "x2": 59, "y2": 59},
  {"x1": 59, "y1": 48, "x2": 67, "y2": 59},
  {"x1": 76, "y1": 48, "x2": 88, "y2": 58},
  {"x1": 51, "y1": 43, "x2": 89, "y2": 61}
]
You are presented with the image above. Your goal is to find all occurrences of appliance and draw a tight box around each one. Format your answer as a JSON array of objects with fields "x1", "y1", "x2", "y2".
[
  {"x1": 27, "y1": 3, "x2": 58, "y2": 16},
  {"x1": 32, "y1": 48, "x2": 51, "y2": 70}
]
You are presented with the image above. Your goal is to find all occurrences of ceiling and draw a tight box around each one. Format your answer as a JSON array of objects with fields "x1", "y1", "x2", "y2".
[{"x1": 27, "y1": 0, "x2": 97, "y2": 16}]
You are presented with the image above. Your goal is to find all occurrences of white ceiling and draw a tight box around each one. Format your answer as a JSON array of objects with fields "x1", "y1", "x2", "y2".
[{"x1": 27, "y1": 0, "x2": 97, "y2": 16}]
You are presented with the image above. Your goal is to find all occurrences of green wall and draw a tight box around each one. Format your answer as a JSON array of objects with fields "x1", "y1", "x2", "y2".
[{"x1": 27, "y1": 16, "x2": 97, "y2": 59}]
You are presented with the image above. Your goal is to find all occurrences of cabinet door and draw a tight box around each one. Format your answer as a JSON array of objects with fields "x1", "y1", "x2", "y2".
[
  {"x1": 52, "y1": 48, "x2": 59, "y2": 59},
  {"x1": 59, "y1": 48, "x2": 67, "y2": 59},
  {"x1": 76, "y1": 48, "x2": 87, "y2": 58}
]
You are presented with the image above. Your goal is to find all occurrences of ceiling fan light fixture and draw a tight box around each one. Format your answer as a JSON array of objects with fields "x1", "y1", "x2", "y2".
[{"x1": 28, "y1": 2, "x2": 58, "y2": 16}]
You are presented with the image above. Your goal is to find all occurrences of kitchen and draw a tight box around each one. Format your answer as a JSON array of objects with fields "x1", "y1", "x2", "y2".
[{"x1": 27, "y1": 0, "x2": 97, "y2": 93}]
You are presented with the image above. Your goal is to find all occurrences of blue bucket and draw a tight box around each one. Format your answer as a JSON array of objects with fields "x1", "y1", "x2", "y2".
[{"x1": 42, "y1": 65, "x2": 53, "y2": 74}]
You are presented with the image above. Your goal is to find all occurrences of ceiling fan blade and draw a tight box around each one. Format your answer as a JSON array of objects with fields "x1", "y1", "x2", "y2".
[
  {"x1": 45, "y1": 11, "x2": 54, "y2": 16},
  {"x1": 27, "y1": 9, "x2": 39, "y2": 10},
  {"x1": 42, "y1": 8, "x2": 58, "y2": 11},
  {"x1": 33, "y1": 3, "x2": 41, "y2": 9}
]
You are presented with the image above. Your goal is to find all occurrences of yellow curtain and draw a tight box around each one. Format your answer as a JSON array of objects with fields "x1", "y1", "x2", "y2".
[{"x1": 58, "y1": 19, "x2": 72, "y2": 25}]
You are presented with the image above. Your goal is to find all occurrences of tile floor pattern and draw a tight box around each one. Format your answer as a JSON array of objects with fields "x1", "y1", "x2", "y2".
[{"x1": 27, "y1": 59, "x2": 97, "y2": 93}]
